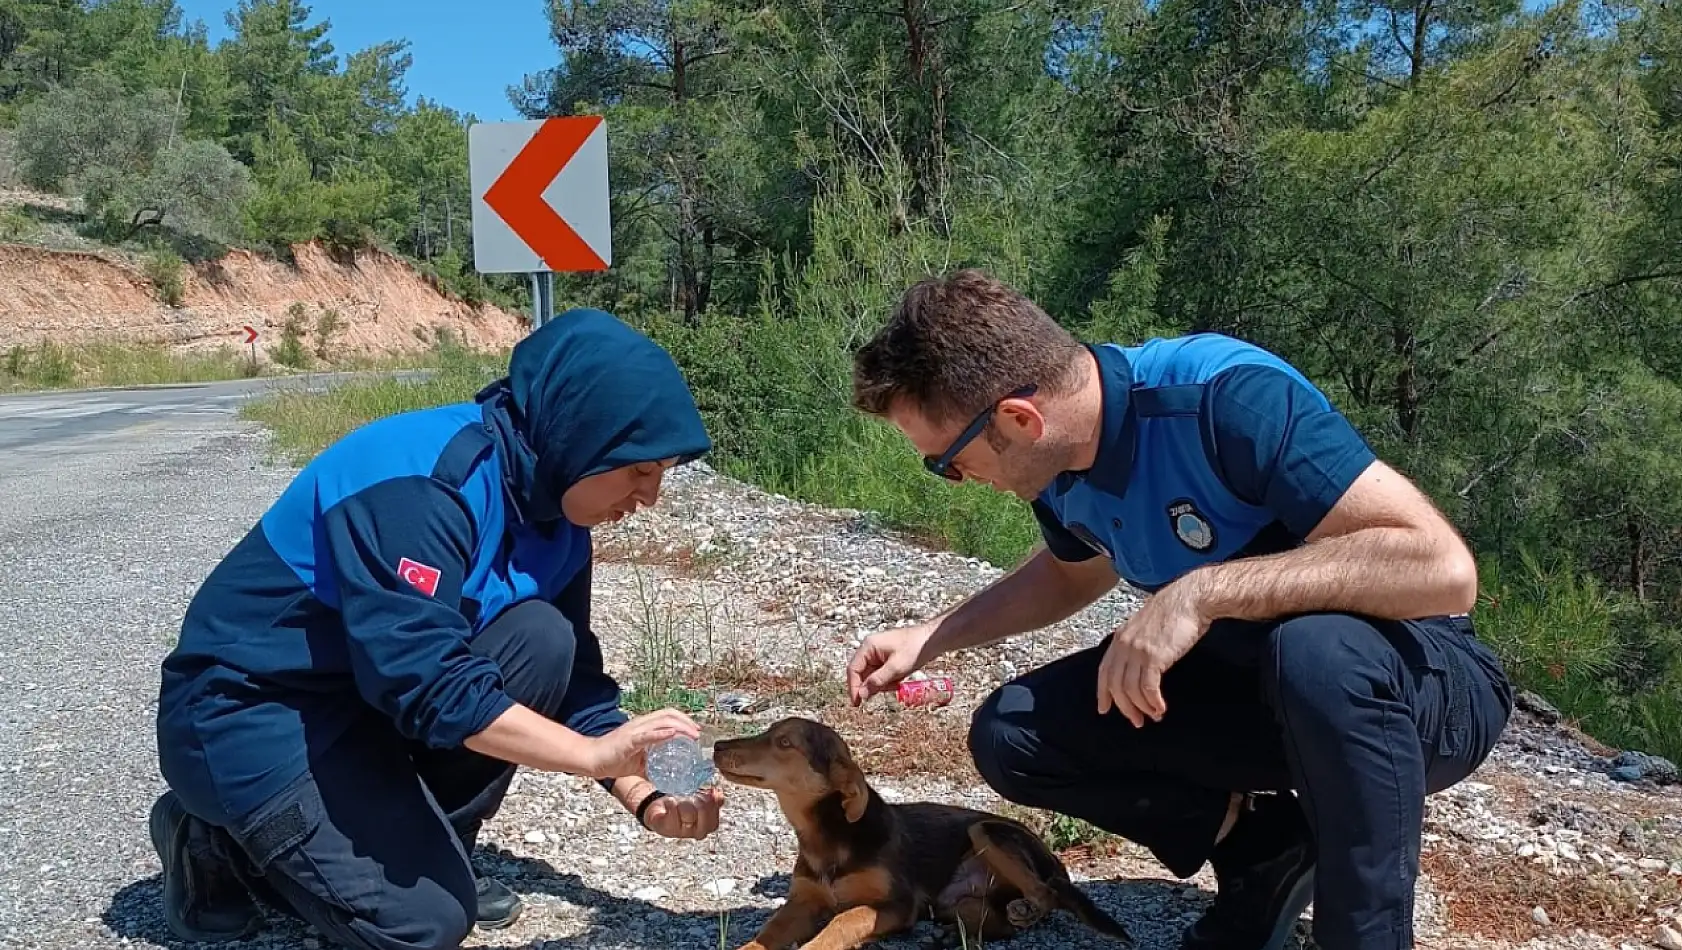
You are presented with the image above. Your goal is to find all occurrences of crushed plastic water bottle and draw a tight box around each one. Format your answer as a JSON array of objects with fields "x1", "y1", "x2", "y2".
[{"x1": 645, "y1": 736, "x2": 716, "y2": 795}]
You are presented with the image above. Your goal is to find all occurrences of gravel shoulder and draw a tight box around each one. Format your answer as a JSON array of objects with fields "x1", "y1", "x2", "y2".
[{"x1": 1, "y1": 423, "x2": 1677, "y2": 950}]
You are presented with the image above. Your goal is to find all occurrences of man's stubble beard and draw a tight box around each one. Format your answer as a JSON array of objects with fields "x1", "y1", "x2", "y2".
[{"x1": 993, "y1": 428, "x2": 1083, "y2": 501}]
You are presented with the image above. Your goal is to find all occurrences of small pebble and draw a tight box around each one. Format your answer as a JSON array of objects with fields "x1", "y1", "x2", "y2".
[
  {"x1": 1532, "y1": 906, "x2": 1551, "y2": 927},
  {"x1": 1656, "y1": 924, "x2": 1682, "y2": 950}
]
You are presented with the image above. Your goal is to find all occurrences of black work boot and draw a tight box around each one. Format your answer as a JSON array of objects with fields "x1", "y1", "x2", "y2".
[
  {"x1": 1181, "y1": 793, "x2": 1316, "y2": 950},
  {"x1": 455, "y1": 820, "x2": 523, "y2": 930},
  {"x1": 148, "y1": 791, "x2": 264, "y2": 943},
  {"x1": 475, "y1": 875, "x2": 522, "y2": 929}
]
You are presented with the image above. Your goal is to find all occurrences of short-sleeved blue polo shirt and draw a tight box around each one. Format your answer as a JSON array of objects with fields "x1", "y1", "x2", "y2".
[{"x1": 1032, "y1": 333, "x2": 1377, "y2": 593}]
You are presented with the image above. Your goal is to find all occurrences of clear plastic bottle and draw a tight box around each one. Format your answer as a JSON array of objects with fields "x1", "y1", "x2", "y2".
[{"x1": 645, "y1": 735, "x2": 715, "y2": 795}]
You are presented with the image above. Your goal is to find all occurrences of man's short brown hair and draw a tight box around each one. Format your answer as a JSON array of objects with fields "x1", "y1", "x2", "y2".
[{"x1": 852, "y1": 269, "x2": 1085, "y2": 426}]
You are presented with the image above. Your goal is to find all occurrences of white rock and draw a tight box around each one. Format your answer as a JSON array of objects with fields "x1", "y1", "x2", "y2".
[
  {"x1": 1518, "y1": 843, "x2": 1537, "y2": 858},
  {"x1": 523, "y1": 830, "x2": 546, "y2": 844},
  {"x1": 1655, "y1": 924, "x2": 1682, "y2": 950},
  {"x1": 703, "y1": 878, "x2": 738, "y2": 898},
  {"x1": 632, "y1": 886, "x2": 669, "y2": 901},
  {"x1": 1640, "y1": 858, "x2": 1670, "y2": 871},
  {"x1": 1532, "y1": 906, "x2": 1552, "y2": 927}
]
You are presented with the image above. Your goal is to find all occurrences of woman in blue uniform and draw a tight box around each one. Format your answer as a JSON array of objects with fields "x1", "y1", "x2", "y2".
[{"x1": 151, "y1": 309, "x2": 725, "y2": 950}]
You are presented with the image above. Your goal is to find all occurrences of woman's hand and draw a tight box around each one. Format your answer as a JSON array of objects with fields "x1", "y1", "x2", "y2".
[
  {"x1": 641, "y1": 787, "x2": 726, "y2": 840},
  {"x1": 581, "y1": 708, "x2": 702, "y2": 779}
]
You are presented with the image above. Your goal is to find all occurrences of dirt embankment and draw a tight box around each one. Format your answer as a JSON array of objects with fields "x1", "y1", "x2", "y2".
[{"x1": 0, "y1": 241, "x2": 529, "y2": 361}]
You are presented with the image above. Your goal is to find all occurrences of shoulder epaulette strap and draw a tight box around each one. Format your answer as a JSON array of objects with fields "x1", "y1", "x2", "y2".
[
  {"x1": 1132, "y1": 383, "x2": 1205, "y2": 419},
  {"x1": 430, "y1": 422, "x2": 495, "y2": 491}
]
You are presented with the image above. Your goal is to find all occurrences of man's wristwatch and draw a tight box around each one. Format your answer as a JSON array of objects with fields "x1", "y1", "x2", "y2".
[{"x1": 635, "y1": 789, "x2": 667, "y2": 829}]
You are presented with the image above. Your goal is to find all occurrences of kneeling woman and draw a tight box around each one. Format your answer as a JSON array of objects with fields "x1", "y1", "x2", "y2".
[{"x1": 152, "y1": 310, "x2": 724, "y2": 950}]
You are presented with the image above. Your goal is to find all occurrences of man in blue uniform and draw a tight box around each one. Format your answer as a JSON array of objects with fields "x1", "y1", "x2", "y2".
[
  {"x1": 151, "y1": 309, "x2": 726, "y2": 950},
  {"x1": 845, "y1": 270, "x2": 1514, "y2": 950}
]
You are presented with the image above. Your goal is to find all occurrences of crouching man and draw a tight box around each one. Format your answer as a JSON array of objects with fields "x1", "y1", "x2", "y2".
[{"x1": 844, "y1": 270, "x2": 1514, "y2": 950}]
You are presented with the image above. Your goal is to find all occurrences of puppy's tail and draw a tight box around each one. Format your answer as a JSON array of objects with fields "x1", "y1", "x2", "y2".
[{"x1": 1050, "y1": 877, "x2": 1133, "y2": 944}]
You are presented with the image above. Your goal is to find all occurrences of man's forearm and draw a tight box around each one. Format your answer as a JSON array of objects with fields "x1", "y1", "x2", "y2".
[
  {"x1": 1185, "y1": 525, "x2": 1478, "y2": 623},
  {"x1": 929, "y1": 548, "x2": 1118, "y2": 655}
]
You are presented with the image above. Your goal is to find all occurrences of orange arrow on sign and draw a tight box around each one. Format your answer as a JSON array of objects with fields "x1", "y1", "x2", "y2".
[{"x1": 482, "y1": 117, "x2": 608, "y2": 272}]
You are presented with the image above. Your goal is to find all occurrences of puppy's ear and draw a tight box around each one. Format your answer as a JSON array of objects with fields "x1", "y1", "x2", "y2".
[{"x1": 825, "y1": 744, "x2": 868, "y2": 822}]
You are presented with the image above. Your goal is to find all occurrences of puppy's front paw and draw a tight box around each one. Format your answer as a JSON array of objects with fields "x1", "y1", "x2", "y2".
[{"x1": 1005, "y1": 898, "x2": 1047, "y2": 930}]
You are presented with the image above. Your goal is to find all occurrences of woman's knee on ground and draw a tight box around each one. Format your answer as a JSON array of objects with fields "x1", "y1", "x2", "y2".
[
  {"x1": 258, "y1": 846, "x2": 476, "y2": 950},
  {"x1": 339, "y1": 890, "x2": 474, "y2": 950},
  {"x1": 472, "y1": 599, "x2": 578, "y2": 717}
]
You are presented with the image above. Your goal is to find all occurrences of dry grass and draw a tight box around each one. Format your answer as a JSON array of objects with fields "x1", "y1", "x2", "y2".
[
  {"x1": 595, "y1": 536, "x2": 733, "y2": 579},
  {"x1": 822, "y1": 700, "x2": 981, "y2": 785},
  {"x1": 0, "y1": 339, "x2": 262, "y2": 390},
  {"x1": 1421, "y1": 841, "x2": 1682, "y2": 942},
  {"x1": 673, "y1": 652, "x2": 979, "y2": 784}
]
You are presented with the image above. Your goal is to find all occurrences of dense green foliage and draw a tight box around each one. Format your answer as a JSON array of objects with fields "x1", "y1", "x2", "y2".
[
  {"x1": 5, "y1": 1, "x2": 1680, "y2": 758},
  {"x1": 519, "y1": 0, "x2": 1682, "y2": 758},
  {"x1": 0, "y1": 0, "x2": 515, "y2": 305}
]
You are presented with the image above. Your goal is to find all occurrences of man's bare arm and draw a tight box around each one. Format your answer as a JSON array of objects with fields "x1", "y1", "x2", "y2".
[
  {"x1": 1183, "y1": 459, "x2": 1479, "y2": 623},
  {"x1": 927, "y1": 546, "x2": 1120, "y2": 655}
]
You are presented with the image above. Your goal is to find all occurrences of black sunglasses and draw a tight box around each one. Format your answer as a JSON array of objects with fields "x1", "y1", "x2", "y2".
[{"x1": 923, "y1": 385, "x2": 1038, "y2": 481}]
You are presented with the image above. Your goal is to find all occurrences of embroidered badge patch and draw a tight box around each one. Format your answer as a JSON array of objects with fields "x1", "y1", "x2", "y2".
[{"x1": 1167, "y1": 499, "x2": 1216, "y2": 553}]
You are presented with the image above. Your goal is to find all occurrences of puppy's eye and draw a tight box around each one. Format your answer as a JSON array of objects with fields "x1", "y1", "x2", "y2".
[{"x1": 776, "y1": 735, "x2": 794, "y2": 749}]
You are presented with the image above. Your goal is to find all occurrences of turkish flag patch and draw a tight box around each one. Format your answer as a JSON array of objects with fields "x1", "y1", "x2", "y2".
[{"x1": 396, "y1": 557, "x2": 441, "y2": 597}]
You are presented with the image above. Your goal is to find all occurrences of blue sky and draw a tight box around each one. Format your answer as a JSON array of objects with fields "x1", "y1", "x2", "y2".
[{"x1": 174, "y1": 0, "x2": 556, "y2": 122}]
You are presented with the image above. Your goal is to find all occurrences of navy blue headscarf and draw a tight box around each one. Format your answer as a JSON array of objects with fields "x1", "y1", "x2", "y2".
[{"x1": 475, "y1": 308, "x2": 711, "y2": 525}]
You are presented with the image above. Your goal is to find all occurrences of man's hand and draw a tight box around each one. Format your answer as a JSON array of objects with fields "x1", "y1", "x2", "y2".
[
  {"x1": 847, "y1": 622, "x2": 939, "y2": 706},
  {"x1": 581, "y1": 708, "x2": 702, "y2": 779},
  {"x1": 1096, "y1": 580, "x2": 1211, "y2": 727},
  {"x1": 641, "y1": 787, "x2": 726, "y2": 840}
]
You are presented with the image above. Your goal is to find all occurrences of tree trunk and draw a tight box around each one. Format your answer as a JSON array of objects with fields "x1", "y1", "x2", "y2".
[
  {"x1": 1629, "y1": 512, "x2": 1648, "y2": 602},
  {"x1": 1394, "y1": 323, "x2": 1421, "y2": 441}
]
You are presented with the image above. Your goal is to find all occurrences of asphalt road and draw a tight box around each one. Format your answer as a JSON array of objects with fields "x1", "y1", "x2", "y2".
[
  {"x1": 0, "y1": 376, "x2": 390, "y2": 950},
  {"x1": 0, "y1": 370, "x2": 431, "y2": 457}
]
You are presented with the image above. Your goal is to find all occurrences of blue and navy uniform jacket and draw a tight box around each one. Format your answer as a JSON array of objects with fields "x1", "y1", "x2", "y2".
[
  {"x1": 157, "y1": 309, "x2": 711, "y2": 826},
  {"x1": 1032, "y1": 333, "x2": 1378, "y2": 590}
]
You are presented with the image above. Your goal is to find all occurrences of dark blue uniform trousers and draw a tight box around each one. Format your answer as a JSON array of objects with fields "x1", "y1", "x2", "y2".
[
  {"x1": 186, "y1": 600, "x2": 577, "y2": 950},
  {"x1": 969, "y1": 611, "x2": 1514, "y2": 950}
]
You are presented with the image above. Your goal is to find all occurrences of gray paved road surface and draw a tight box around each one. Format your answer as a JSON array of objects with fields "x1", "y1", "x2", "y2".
[{"x1": 0, "y1": 377, "x2": 389, "y2": 950}]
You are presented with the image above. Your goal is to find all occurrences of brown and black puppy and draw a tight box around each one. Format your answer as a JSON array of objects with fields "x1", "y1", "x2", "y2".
[{"x1": 712, "y1": 716, "x2": 1133, "y2": 950}]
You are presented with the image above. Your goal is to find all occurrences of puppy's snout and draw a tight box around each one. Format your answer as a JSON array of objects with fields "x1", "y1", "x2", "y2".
[{"x1": 712, "y1": 738, "x2": 750, "y2": 769}]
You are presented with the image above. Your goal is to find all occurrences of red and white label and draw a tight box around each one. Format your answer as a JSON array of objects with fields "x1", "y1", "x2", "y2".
[{"x1": 397, "y1": 557, "x2": 441, "y2": 597}]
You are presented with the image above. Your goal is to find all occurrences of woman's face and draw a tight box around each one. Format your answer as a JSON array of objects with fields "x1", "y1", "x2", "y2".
[{"x1": 560, "y1": 457, "x2": 679, "y2": 526}]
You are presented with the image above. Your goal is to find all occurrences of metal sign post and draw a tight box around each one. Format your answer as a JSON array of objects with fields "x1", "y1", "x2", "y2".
[{"x1": 529, "y1": 271, "x2": 555, "y2": 329}]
